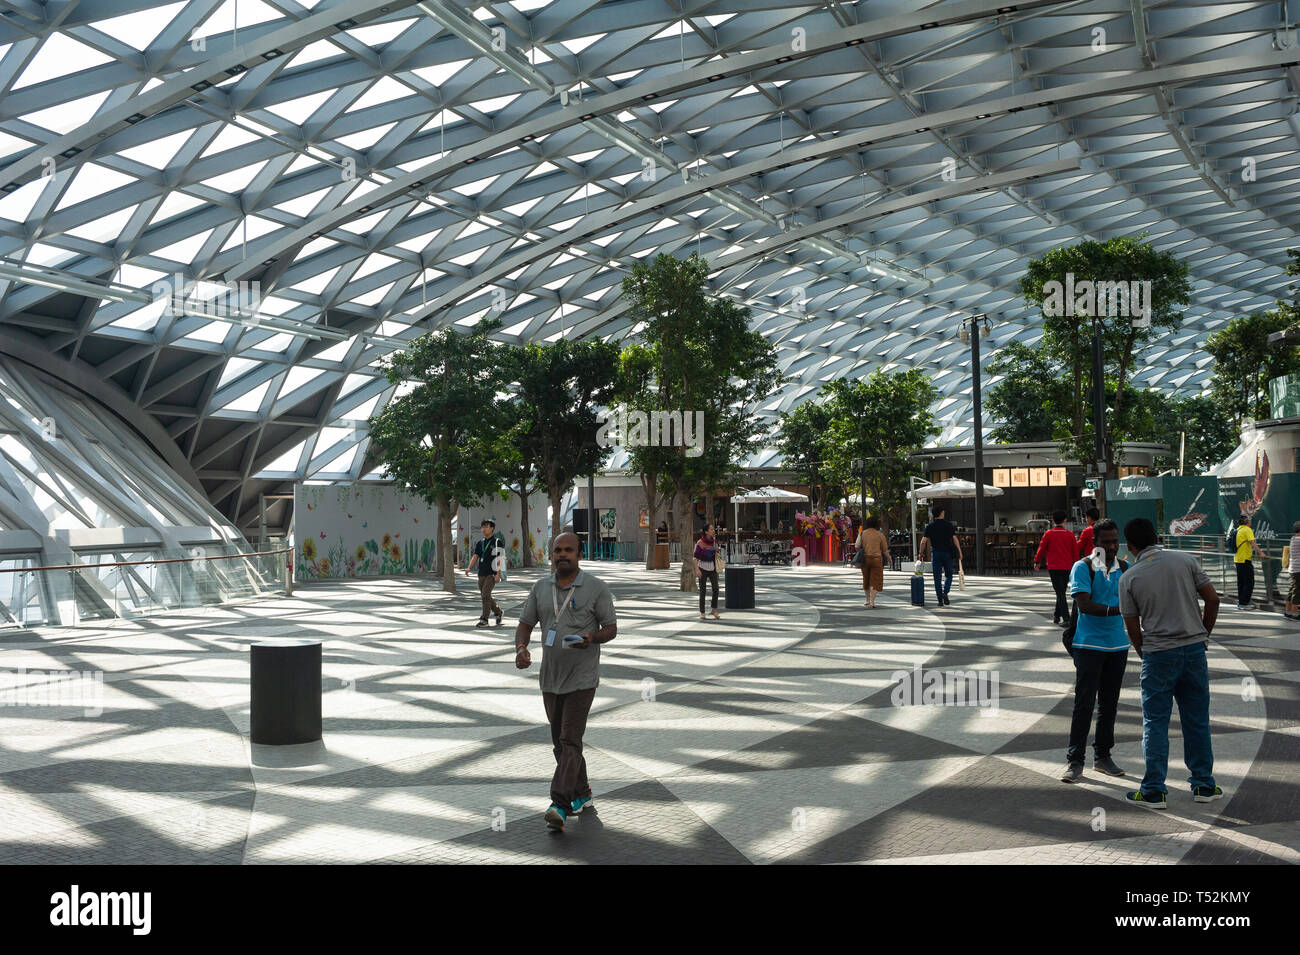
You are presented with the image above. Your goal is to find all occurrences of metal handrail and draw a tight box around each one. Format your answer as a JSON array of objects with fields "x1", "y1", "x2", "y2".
[{"x1": 0, "y1": 547, "x2": 292, "y2": 573}]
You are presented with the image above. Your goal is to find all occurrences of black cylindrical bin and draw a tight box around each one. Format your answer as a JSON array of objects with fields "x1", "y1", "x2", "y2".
[
  {"x1": 251, "y1": 639, "x2": 322, "y2": 745},
  {"x1": 724, "y1": 565, "x2": 755, "y2": 609}
]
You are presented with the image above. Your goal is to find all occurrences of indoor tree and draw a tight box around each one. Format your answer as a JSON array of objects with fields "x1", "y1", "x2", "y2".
[{"x1": 366, "y1": 318, "x2": 511, "y2": 593}]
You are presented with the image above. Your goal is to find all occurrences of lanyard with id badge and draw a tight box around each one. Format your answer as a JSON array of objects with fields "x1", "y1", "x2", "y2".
[{"x1": 544, "y1": 582, "x2": 583, "y2": 648}]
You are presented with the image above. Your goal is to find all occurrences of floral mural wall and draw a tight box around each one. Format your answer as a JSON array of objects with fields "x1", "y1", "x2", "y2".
[
  {"x1": 293, "y1": 483, "x2": 439, "y2": 580},
  {"x1": 459, "y1": 492, "x2": 547, "y2": 568}
]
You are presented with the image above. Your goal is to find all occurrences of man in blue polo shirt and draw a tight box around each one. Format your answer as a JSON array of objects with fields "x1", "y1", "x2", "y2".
[{"x1": 1061, "y1": 519, "x2": 1129, "y2": 784}]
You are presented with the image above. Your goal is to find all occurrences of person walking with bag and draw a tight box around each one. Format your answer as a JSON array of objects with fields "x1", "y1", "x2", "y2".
[
  {"x1": 1060, "y1": 519, "x2": 1129, "y2": 784},
  {"x1": 466, "y1": 518, "x2": 505, "y2": 628},
  {"x1": 1034, "y1": 510, "x2": 1077, "y2": 624},
  {"x1": 694, "y1": 523, "x2": 722, "y2": 619},
  {"x1": 919, "y1": 503, "x2": 962, "y2": 607},
  {"x1": 856, "y1": 515, "x2": 891, "y2": 608}
]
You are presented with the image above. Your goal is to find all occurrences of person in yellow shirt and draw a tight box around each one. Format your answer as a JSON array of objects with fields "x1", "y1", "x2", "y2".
[{"x1": 1232, "y1": 515, "x2": 1265, "y2": 610}]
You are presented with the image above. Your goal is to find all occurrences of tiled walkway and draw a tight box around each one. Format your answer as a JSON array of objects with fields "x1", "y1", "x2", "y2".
[{"x1": 2, "y1": 563, "x2": 1297, "y2": 864}]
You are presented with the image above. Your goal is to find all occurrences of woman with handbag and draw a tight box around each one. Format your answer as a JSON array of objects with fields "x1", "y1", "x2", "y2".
[
  {"x1": 694, "y1": 523, "x2": 722, "y2": 619},
  {"x1": 856, "y1": 515, "x2": 891, "y2": 608}
]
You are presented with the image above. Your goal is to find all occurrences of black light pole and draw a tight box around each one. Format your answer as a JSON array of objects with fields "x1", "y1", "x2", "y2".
[
  {"x1": 961, "y1": 315, "x2": 990, "y2": 575},
  {"x1": 1091, "y1": 318, "x2": 1107, "y2": 515}
]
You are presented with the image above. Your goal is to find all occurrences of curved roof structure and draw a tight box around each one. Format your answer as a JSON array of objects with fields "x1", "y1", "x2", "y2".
[{"x1": 0, "y1": 0, "x2": 1297, "y2": 531}]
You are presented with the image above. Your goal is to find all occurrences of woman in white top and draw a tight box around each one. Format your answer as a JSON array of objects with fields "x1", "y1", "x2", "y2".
[{"x1": 1287, "y1": 521, "x2": 1300, "y2": 620}]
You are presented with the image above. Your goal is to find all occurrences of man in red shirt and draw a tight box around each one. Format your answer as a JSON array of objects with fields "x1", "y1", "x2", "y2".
[
  {"x1": 1035, "y1": 510, "x2": 1079, "y2": 624},
  {"x1": 1077, "y1": 506, "x2": 1100, "y2": 559}
]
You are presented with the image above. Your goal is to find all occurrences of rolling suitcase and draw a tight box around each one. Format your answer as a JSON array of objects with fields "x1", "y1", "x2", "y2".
[{"x1": 910, "y1": 571, "x2": 926, "y2": 607}]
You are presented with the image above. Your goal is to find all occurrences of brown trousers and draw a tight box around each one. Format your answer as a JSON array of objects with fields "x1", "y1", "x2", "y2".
[
  {"x1": 477, "y1": 574, "x2": 501, "y2": 621},
  {"x1": 542, "y1": 686, "x2": 596, "y2": 807}
]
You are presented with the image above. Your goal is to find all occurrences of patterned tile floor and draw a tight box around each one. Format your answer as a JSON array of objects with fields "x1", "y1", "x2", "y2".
[{"x1": 1, "y1": 563, "x2": 1297, "y2": 864}]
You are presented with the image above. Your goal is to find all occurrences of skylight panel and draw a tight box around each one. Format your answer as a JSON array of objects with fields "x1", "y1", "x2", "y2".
[
  {"x1": 335, "y1": 123, "x2": 397, "y2": 151},
  {"x1": 278, "y1": 366, "x2": 325, "y2": 398},
  {"x1": 265, "y1": 90, "x2": 334, "y2": 126},
  {"x1": 117, "y1": 130, "x2": 192, "y2": 169},
  {"x1": 200, "y1": 160, "x2": 268, "y2": 195},
  {"x1": 0, "y1": 130, "x2": 32, "y2": 162},
  {"x1": 346, "y1": 18, "x2": 417, "y2": 48},
  {"x1": 109, "y1": 299, "x2": 167, "y2": 331},
  {"x1": 219, "y1": 215, "x2": 280, "y2": 252},
  {"x1": 200, "y1": 123, "x2": 260, "y2": 157},
  {"x1": 569, "y1": 149, "x2": 603, "y2": 164},
  {"x1": 89, "y1": 2, "x2": 186, "y2": 50},
  {"x1": 454, "y1": 175, "x2": 497, "y2": 197},
  {"x1": 525, "y1": 161, "x2": 560, "y2": 180},
  {"x1": 468, "y1": 93, "x2": 520, "y2": 114},
  {"x1": 151, "y1": 229, "x2": 214, "y2": 265},
  {"x1": 66, "y1": 206, "x2": 138, "y2": 243},
  {"x1": 218, "y1": 357, "x2": 259, "y2": 388},
  {"x1": 291, "y1": 267, "x2": 340, "y2": 295},
  {"x1": 410, "y1": 60, "x2": 472, "y2": 87},
  {"x1": 220, "y1": 379, "x2": 270, "y2": 412},
  {"x1": 353, "y1": 252, "x2": 400, "y2": 280},
  {"x1": 349, "y1": 76, "x2": 417, "y2": 112},
  {"x1": 502, "y1": 197, "x2": 542, "y2": 217},
  {"x1": 150, "y1": 190, "x2": 206, "y2": 224},
  {"x1": 562, "y1": 35, "x2": 603, "y2": 55},
  {"x1": 194, "y1": 0, "x2": 282, "y2": 38},
  {"x1": 349, "y1": 282, "x2": 394, "y2": 306},
  {"x1": 289, "y1": 39, "x2": 341, "y2": 68},
  {"x1": 13, "y1": 33, "x2": 113, "y2": 88},
  {"x1": 0, "y1": 179, "x2": 45, "y2": 223},
  {"x1": 56, "y1": 164, "x2": 135, "y2": 210},
  {"x1": 20, "y1": 91, "x2": 111, "y2": 135},
  {"x1": 274, "y1": 186, "x2": 334, "y2": 219},
  {"x1": 25, "y1": 242, "x2": 77, "y2": 267},
  {"x1": 261, "y1": 440, "x2": 308, "y2": 473}
]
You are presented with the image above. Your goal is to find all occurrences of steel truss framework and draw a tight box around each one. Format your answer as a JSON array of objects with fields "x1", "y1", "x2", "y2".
[{"x1": 0, "y1": 0, "x2": 1297, "y2": 532}]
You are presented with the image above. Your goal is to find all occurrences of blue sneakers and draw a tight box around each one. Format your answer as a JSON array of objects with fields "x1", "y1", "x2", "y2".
[
  {"x1": 570, "y1": 794, "x2": 594, "y2": 815},
  {"x1": 544, "y1": 804, "x2": 567, "y2": 831}
]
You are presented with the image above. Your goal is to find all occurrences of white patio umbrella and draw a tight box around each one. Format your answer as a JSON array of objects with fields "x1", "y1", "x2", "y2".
[
  {"x1": 908, "y1": 478, "x2": 1005, "y2": 500},
  {"x1": 730, "y1": 486, "x2": 808, "y2": 533}
]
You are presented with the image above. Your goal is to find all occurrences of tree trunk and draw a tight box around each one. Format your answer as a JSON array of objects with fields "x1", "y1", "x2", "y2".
[
  {"x1": 676, "y1": 488, "x2": 697, "y2": 592},
  {"x1": 549, "y1": 486, "x2": 564, "y2": 569},
  {"x1": 437, "y1": 496, "x2": 456, "y2": 593},
  {"x1": 517, "y1": 484, "x2": 534, "y2": 567}
]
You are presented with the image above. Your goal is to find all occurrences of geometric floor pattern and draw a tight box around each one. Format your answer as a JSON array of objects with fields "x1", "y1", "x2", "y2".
[{"x1": 2, "y1": 564, "x2": 1298, "y2": 865}]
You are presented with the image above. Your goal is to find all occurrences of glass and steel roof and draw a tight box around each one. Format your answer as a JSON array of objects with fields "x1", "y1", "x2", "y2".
[{"x1": 0, "y1": 0, "x2": 1297, "y2": 529}]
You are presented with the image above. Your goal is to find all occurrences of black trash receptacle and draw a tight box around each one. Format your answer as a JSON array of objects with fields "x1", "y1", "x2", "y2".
[
  {"x1": 724, "y1": 565, "x2": 755, "y2": 609},
  {"x1": 251, "y1": 639, "x2": 322, "y2": 745}
]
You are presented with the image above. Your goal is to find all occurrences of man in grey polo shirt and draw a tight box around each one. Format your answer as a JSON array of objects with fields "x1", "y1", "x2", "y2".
[
  {"x1": 514, "y1": 532, "x2": 617, "y2": 831},
  {"x1": 1117, "y1": 517, "x2": 1223, "y2": 810}
]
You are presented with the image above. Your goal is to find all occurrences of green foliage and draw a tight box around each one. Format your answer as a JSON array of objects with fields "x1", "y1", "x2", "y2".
[
  {"x1": 367, "y1": 318, "x2": 511, "y2": 511},
  {"x1": 1012, "y1": 236, "x2": 1191, "y2": 471},
  {"x1": 775, "y1": 369, "x2": 938, "y2": 528},
  {"x1": 618, "y1": 253, "x2": 784, "y2": 586},
  {"x1": 985, "y1": 342, "x2": 1071, "y2": 444},
  {"x1": 505, "y1": 337, "x2": 620, "y2": 547},
  {"x1": 1204, "y1": 309, "x2": 1300, "y2": 427}
]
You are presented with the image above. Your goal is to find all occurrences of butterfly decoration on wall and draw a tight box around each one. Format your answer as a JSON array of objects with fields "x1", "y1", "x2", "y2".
[
  {"x1": 319, "y1": 532, "x2": 327, "y2": 539},
  {"x1": 306, "y1": 503, "x2": 314, "y2": 510},
  {"x1": 399, "y1": 504, "x2": 406, "y2": 512},
  {"x1": 347, "y1": 514, "x2": 352, "y2": 519},
  {"x1": 362, "y1": 522, "x2": 368, "y2": 528}
]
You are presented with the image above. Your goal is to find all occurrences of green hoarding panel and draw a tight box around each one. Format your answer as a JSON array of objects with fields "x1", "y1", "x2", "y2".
[{"x1": 1164, "y1": 476, "x2": 1223, "y2": 538}]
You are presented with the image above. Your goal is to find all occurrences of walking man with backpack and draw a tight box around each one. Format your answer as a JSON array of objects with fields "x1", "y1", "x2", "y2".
[
  {"x1": 1060, "y1": 519, "x2": 1129, "y2": 784},
  {"x1": 466, "y1": 519, "x2": 505, "y2": 628}
]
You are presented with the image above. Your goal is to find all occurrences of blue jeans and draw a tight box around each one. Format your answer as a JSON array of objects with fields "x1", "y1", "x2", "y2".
[
  {"x1": 1139, "y1": 641, "x2": 1215, "y2": 795},
  {"x1": 932, "y1": 551, "x2": 954, "y2": 600}
]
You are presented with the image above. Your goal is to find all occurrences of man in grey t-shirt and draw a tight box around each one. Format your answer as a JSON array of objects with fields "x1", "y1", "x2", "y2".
[
  {"x1": 1117, "y1": 517, "x2": 1222, "y2": 810},
  {"x1": 514, "y1": 532, "x2": 617, "y2": 831}
]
